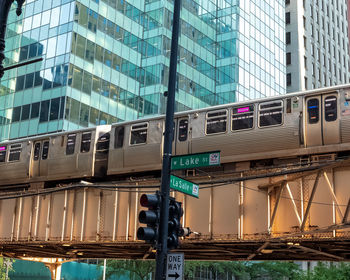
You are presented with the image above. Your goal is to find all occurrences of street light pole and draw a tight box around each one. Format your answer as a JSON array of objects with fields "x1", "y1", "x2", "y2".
[
  {"x1": 0, "y1": 0, "x2": 26, "y2": 78},
  {"x1": 155, "y1": 0, "x2": 181, "y2": 279}
]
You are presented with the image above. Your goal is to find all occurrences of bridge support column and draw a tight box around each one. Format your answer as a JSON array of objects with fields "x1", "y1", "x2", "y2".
[
  {"x1": 45, "y1": 262, "x2": 62, "y2": 280},
  {"x1": 21, "y1": 258, "x2": 66, "y2": 280}
]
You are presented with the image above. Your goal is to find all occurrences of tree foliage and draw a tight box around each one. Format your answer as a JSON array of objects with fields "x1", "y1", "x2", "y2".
[
  {"x1": 300, "y1": 262, "x2": 350, "y2": 280},
  {"x1": 100, "y1": 259, "x2": 350, "y2": 280},
  {"x1": 100, "y1": 259, "x2": 155, "y2": 280},
  {"x1": 184, "y1": 260, "x2": 301, "y2": 280},
  {"x1": 0, "y1": 258, "x2": 14, "y2": 280},
  {"x1": 247, "y1": 261, "x2": 301, "y2": 280}
]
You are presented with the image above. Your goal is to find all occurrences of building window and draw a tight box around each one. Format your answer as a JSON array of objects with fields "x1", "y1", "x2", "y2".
[
  {"x1": 286, "y1": 0, "x2": 290, "y2": 4},
  {"x1": 287, "y1": 73, "x2": 292, "y2": 86},
  {"x1": 304, "y1": 36, "x2": 307, "y2": 49},
  {"x1": 286, "y1": 32, "x2": 291, "y2": 44},
  {"x1": 304, "y1": 77, "x2": 308, "y2": 90},
  {"x1": 318, "y1": 69, "x2": 321, "y2": 82},
  {"x1": 286, "y1": 12, "x2": 290, "y2": 24},
  {"x1": 286, "y1": 53, "x2": 291, "y2": 65},
  {"x1": 304, "y1": 56, "x2": 307, "y2": 69}
]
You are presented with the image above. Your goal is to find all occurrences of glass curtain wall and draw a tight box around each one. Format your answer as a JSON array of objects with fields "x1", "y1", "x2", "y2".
[{"x1": 0, "y1": 0, "x2": 285, "y2": 141}]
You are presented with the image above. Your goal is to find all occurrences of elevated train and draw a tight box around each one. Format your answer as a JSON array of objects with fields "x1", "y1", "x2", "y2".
[{"x1": 1, "y1": 84, "x2": 350, "y2": 187}]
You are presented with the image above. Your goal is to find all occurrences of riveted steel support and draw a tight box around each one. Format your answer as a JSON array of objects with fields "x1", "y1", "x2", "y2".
[
  {"x1": 155, "y1": 0, "x2": 181, "y2": 278},
  {"x1": 301, "y1": 171, "x2": 321, "y2": 231},
  {"x1": 269, "y1": 181, "x2": 286, "y2": 234}
]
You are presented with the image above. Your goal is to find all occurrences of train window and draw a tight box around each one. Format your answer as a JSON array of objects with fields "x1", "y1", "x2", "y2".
[
  {"x1": 66, "y1": 134, "x2": 76, "y2": 155},
  {"x1": 178, "y1": 119, "x2": 188, "y2": 141},
  {"x1": 8, "y1": 144, "x2": 22, "y2": 162},
  {"x1": 96, "y1": 133, "x2": 110, "y2": 151},
  {"x1": 324, "y1": 96, "x2": 337, "y2": 122},
  {"x1": 130, "y1": 123, "x2": 148, "y2": 145},
  {"x1": 260, "y1": 101, "x2": 282, "y2": 109},
  {"x1": 232, "y1": 105, "x2": 254, "y2": 131},
  {"x1": 206, "y1": 110, "x2": 227, "y2": 134},
  {"x1": 258, "y1": 101, "x2": 283, "y2": 127},
  {"x1": 114, "y1": 126, "x2": 125, "y2": 148},
  {"x1": 0, "y1": 146, "x2": 6, "y2": 162},
  {"x1": 33, "y1": 143, "x2": 41, "y2": 160},
  {"x1": 307, "y1": 98, "x2": 319, "y2": 124},
  {"x1": 42, "y1": 141, "x2": 49, "y2": 160},
  {"x1": 81, "y1": 132, "x2": 92, "y2": 153}
]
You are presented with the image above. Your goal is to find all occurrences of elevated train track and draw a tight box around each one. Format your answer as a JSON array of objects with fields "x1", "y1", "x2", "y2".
[{"x1": 0, "y1": 156, "x2": 349, "y2": 261}]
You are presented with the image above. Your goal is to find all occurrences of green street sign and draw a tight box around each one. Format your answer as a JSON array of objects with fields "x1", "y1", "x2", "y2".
[
  {"x1": 170, "y1": 175, "x2": 199, "y2": 198},
  {"x1": 171, "y1": 151, "x2": 220, "y2": 170}
]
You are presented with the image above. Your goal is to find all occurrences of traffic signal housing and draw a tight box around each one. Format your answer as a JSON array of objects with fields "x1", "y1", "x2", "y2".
[
  {"x1": 168, "y1": 197, "x2": 184, "y2": 249},
  {"x1": 137, "y1": 193, "x2": 161, "y2": 246}
]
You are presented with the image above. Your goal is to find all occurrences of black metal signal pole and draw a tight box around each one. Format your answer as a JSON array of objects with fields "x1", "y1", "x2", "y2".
[{"x1": 155, "y1": 0, "x2": 181, "y2": 278}]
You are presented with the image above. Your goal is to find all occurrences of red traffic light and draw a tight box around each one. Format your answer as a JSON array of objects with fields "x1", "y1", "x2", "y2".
[
  {"x1": 140, "y1": 193, "x2": 161, "y2": 208},
  {"x1": 137, "y1": 193, "x2": 161, "y2": 245}
]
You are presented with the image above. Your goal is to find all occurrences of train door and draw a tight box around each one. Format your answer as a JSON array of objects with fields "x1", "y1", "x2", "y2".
[
  {"x1": 305, "y1": 93, "x2": 340, "y2": 147},
  {"x1": 112, "y1": 126, "x2": 125, "y2": 170},
  {"x1": 30, "y1": 140, "x2": 50, "y2": 178},
  {"x1": 175, "y1": 118, "x2": 189, "y2": 155}
]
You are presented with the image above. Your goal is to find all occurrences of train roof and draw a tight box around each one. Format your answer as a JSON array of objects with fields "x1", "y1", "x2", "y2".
[{"x1": 0, "y1": 125, "x2": 111, "y2": 145}]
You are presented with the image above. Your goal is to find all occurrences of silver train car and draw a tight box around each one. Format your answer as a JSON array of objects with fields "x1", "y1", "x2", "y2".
[
  {"x1": 0, "y1": 125, "x2": 111, "y2": 187},
  {"x1": 107, "y1": 84, "x2": 350, "y2": 175},
  {"x1": 1, "y1": 84, "x2": 350, "y2": 187}
]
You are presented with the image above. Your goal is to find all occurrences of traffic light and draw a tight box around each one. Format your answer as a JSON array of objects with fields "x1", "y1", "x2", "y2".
[
  {"x1": 137, "y1": 193, "x2": 161, "y2": 246},
  {"x1": 167, "y1": 197, "x2": 184, "y2": 249}
]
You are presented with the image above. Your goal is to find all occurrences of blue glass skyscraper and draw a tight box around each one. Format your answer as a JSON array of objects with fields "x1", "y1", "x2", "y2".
[{"x1": 0, "y1": 0, "x2": 285, "y2": 141}]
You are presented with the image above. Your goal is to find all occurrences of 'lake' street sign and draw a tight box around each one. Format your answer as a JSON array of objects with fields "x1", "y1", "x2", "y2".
[
  {"x1": 171, "y1": 151, "x2": 220, "y2": 170},
  {"x1": 170, "y1": 175, "x2": 199, "y2": 198}
]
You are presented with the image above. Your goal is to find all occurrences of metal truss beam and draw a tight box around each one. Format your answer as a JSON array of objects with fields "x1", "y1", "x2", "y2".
[
  {"x1": 269, "y1": 182, "x2": 286, "y2": 233},
  {"x1": 342, "y1": 198, "x2": 350, "y2": 224},
  {"x1": 301, "y1": 171, "x2": 321, "y2": 231},
  {"x1": 323, "y1": 171, "x2": 344, "y2": 220},
  {"x1": 247, "y1": 241, "x2": 270, "y2": 260},
  {"x1": 286, "y1": 183, "x2": 302, "y2": 225},
  {"x1": 293, "y1": 244, "x2": 344, "y2": 261}
]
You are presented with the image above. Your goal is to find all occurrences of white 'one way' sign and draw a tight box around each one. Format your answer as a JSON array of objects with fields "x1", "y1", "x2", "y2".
[{"x1": 166, "y1": 252, "x2": 184, "y2": 280}]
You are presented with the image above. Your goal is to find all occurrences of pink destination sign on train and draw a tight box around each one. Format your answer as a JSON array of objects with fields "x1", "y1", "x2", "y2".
[{"x1": 237, "y1": 107, "x2": 250, "y2": 113}]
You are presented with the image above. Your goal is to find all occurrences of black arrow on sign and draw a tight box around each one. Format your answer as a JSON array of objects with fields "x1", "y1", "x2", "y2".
[{"x1": 168, "y1": 272, "x2": 180, "y2": 279}]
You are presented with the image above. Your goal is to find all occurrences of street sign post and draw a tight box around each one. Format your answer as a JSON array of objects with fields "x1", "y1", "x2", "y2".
[
  {"x1": 170, "y1": 175, "x2": 199, "y2": 198},
  {"x1": 171, "y1": 151, "x2": 220, "y2": 170},
  {"x1": 166, "y1": 252, "x2": 184, "y2": 280}
]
